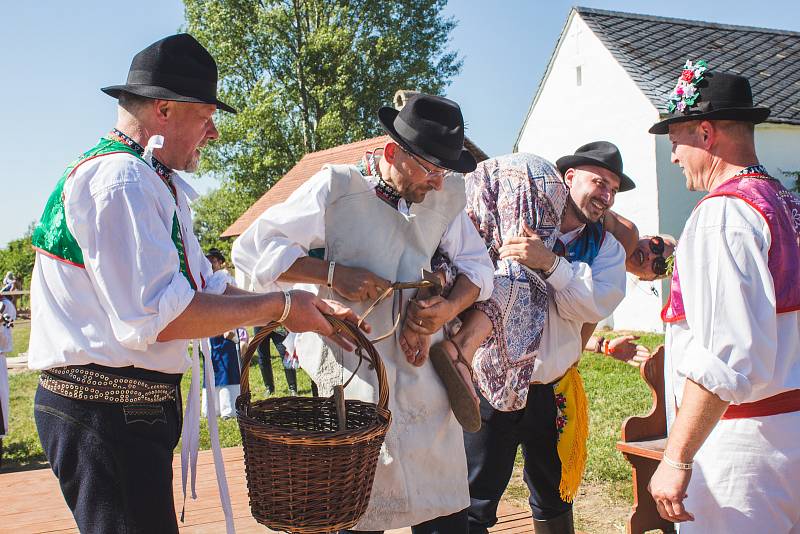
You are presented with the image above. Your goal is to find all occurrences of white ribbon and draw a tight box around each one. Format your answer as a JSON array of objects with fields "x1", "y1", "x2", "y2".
[
  {"x1": 180, "y1": 338, "x2": 236, "y2": 534},
  {"x1": 142, "y1": 135, "x2": 164, "y2": 167}
]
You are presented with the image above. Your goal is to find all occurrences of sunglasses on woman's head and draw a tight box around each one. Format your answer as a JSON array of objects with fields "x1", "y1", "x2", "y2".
[
  {"x1": 652, "y1": 256, "x2": 668, "y2": 276},
  {"x1": 645, "y1": 236, "x2": 668, "y2": 276},
  {"x1": 649, "y1": 236, "x2": 665, "y2": 256}
]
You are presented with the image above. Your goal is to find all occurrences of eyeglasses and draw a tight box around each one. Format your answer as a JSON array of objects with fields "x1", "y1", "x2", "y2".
[
  {"x1": 399, "y1": 146, "x2": 451, "y2": 179},
  {"x1": 649, "y1": 236, "x2": 665, "y2": 255},
  {"x1": 648, "y1": 236, "x2": 668, "y2": 276}
]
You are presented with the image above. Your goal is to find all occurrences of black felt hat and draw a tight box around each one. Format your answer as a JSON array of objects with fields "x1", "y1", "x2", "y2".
[
  {"x1": 102, "y1": 34, "x2": 236, "y2": 114},
  {"x1": 649, "y1": 71, "x2": 769, "y2": 134},
  {"x1": 205, "y1": 248, "x2": 225, "y2": 262},
  {"x1": 378, "y1": 93, "x2": 476, "y2": 173},
  {"x1": 556, "y1": 141, "x2": 635, "y2": 192}
]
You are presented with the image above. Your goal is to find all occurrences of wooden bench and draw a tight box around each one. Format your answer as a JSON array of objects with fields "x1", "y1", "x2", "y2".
[{"x1": 615, "y1": 346, "x2": 676, "y2": 534}]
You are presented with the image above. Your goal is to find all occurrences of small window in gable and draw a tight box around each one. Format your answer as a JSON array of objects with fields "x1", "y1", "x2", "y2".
[{"x1": 576, "y1": 65, "x2": 582, "y2": 86}]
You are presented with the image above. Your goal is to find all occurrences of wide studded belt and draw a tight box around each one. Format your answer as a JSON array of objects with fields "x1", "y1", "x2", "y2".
[{"x1": 40, "y1": 365, "x2": 178, "y2": 404}]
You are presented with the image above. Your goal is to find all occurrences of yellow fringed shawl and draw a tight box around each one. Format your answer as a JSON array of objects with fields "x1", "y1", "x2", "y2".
[{"x1": 553, "y1": 366, "x2": 589, "y2": 503}]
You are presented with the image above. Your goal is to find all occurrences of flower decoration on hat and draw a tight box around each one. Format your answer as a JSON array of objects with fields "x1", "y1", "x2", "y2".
[
  {"x1": 664, "y1": 253, "x2": 675, "y2": 278},
  {"x1": 667, "y1": 59, "x2": 708, "y2": 114}
]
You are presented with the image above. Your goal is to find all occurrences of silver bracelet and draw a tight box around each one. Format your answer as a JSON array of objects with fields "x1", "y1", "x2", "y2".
[
  {"x1": 662, "y1": 454, "x2": 693, "y2": 470},
  {"x1": 327, "y1": 261, "x2": 336, "y2": 288},
  {"x1": 278, "y1": 290, "x2": 292, "y2": 323}
]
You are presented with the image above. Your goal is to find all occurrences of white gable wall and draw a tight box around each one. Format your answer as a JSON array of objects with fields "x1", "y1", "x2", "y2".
[
  {"x1": 517, "y1": 13, "x2": 665, "y2": 332},
  {"x1": 753, "y1": 124, "x2": 800, "y2": 189}
]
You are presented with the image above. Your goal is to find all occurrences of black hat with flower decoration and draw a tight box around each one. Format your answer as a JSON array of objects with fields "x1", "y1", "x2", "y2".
[{"x1": 649, "y1": 60, "x2": 770, "y2": 134}]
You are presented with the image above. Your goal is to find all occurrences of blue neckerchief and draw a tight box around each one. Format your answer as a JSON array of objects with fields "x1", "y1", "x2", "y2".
[{"x1": 553, "y1": 221, "x2": 604, "y2": 265}]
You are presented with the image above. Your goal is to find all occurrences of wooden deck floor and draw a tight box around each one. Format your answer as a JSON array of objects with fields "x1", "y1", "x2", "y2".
[{"x1": 0, "y1": 447, "x2": 533, "y2": 533}]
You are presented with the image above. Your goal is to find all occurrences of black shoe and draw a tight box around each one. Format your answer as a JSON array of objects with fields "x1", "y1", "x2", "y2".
[{"x1": 533, "y1": 509, "x2": 574, "y2": 534}]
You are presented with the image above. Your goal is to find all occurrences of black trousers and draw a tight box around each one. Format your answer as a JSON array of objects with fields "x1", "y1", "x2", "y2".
[
  {"x1": 254, "y1": 326, "x2": 297, "y2": 392},
  {"x1": 465, "y1": 384, "x2": 570, "y2": 533},
  {"x1": 339, "y1": 507, "x2": 469, "y2": 534},
  {"x1": 34, "y1": 368, "x2": 182, "y2": 534}
]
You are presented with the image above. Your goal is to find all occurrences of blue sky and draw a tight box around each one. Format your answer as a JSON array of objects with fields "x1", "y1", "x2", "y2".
[{"x1": 4, "y1": 0, "x2": 800, "y2": 247}]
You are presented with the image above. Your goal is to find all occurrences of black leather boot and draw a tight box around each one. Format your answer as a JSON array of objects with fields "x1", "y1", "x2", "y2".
[{"x1": 532, "y1": 509, "x2": 575, "y2": 534}]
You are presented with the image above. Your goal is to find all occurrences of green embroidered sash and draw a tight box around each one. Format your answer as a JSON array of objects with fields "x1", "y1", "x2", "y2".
[{"x1": 32, "y1": 137, "x2": 198, "y2": 289}]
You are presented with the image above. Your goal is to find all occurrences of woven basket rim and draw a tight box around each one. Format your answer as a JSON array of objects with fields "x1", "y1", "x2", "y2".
[{"x1": 237, "y1": 404, "x2": 391, "y2": 446}]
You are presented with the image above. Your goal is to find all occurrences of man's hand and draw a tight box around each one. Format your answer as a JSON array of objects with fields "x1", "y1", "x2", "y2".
[
  {"x1": 648, "y1": 461, "x2": 695, "y2": 523},
  {"x1": 282, "y1": 291, "x2": 370, "y2": 351},
  {"x1": 608, "y1": 335, "x2": 651, "y2": 366},
  {"x1": 404, "y1": 296, "x2": 456, "y2": 335},
  {"x1": 332, "y1": 265, "x2": 391, "y2": 302},
  {"x1": 498, "y1": 220, "x2": 556, "y2": 271}
]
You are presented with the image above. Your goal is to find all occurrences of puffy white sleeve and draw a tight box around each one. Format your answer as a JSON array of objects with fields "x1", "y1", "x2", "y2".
[
  {"x1": 65, "y1": 160, "x2": 195, "y2": 351},
  {"x1": 232, "y1": 168, "x2": 332, "y2": 292},
  {"x1": 546, "y1": 232, "x2": 626, "y2": 323},
  {"x1": 437, "y1": 211, "x2": 495, "y2": 301},
  {"x1": 674, "y1": 197, "x2": 776, "y2": 404}
]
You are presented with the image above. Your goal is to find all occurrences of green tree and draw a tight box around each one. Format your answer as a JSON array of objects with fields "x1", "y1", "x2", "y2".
[
  {"x1": 782, "y1": 169, "x2": 800, "y2": 193},
  {"x1": 0, "y1": 224, "x2": 36, "y2": 289},
  {"x1": 192, "y1": 183, "x2": 255, "y2": 258},
  {"x1": 184, "y1": 0, "x2": 461, "y2": 199}
]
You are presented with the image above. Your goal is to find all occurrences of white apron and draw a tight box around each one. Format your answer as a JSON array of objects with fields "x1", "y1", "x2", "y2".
[{"x1": 295, "y1": 164, "x2": 470, "y2": 530}]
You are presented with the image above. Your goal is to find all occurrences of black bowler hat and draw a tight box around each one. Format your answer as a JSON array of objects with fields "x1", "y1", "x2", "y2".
[
  {"x1": 556, "y1": 141, "x2": 635, "y2": 192},
  {"x1": 102, "y1": 34, "x2": 236, "y2": 114},
  {"x1": 378, "y1": 93, "x2": 477, "y2": 173},
  {"x1": 650, "y1": 71, "x2": 769, "y2": 134},
  {"x1": 206, "y1": 248, "x2": 225, "y2": 262}
]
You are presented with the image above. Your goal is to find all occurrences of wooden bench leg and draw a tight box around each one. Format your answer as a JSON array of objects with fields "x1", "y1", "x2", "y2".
[{"x1": 624, "y1": 454, "x2": 676, "y2": 534}]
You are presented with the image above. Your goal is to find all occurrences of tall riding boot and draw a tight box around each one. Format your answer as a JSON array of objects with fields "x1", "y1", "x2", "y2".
[{"x1": 532, "y1": 509, "x2": 574, "y2": 534}]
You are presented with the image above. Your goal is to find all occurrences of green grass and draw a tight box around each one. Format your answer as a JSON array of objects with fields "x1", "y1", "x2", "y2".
[
  {"x1": 2, "y1": 338, "x2": 309, "y2": 468},
  {"x1": 580, "y1": 336, "x2": 662, "y2": 501},
  {"x1": 9, "y1": 320, "x2": 30, "y2": 358}
]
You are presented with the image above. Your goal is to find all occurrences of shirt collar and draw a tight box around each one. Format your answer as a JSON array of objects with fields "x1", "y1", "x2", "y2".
[{"x1": 109, "y1": 128, "x2": 174, "y2": 183}]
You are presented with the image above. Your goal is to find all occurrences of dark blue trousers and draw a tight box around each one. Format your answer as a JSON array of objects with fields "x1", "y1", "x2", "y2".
[
  {"x1": 34, "y1": 370, "x2": 182, "y2": 534},
  {"x1": 254, "y1": 326, "x2": 297, "y2": 392},
  {"x1": 465, "y1": 384, "x2": 570, "y2": 533}
]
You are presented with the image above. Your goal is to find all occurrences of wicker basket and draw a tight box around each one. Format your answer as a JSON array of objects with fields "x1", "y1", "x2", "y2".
[{"x1": 236, "y1": 318, "x2": 392, "y2": 533}]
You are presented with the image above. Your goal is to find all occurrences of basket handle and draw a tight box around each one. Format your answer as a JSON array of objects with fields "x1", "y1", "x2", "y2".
[{"x1": 238, "y1": 316, "x2": 389, "y2": 412}]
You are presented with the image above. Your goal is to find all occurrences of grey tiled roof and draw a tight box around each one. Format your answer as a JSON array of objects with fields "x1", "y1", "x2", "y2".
[{"x1": 577, "y1": 7, "x2": 800, "y2": 125}]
